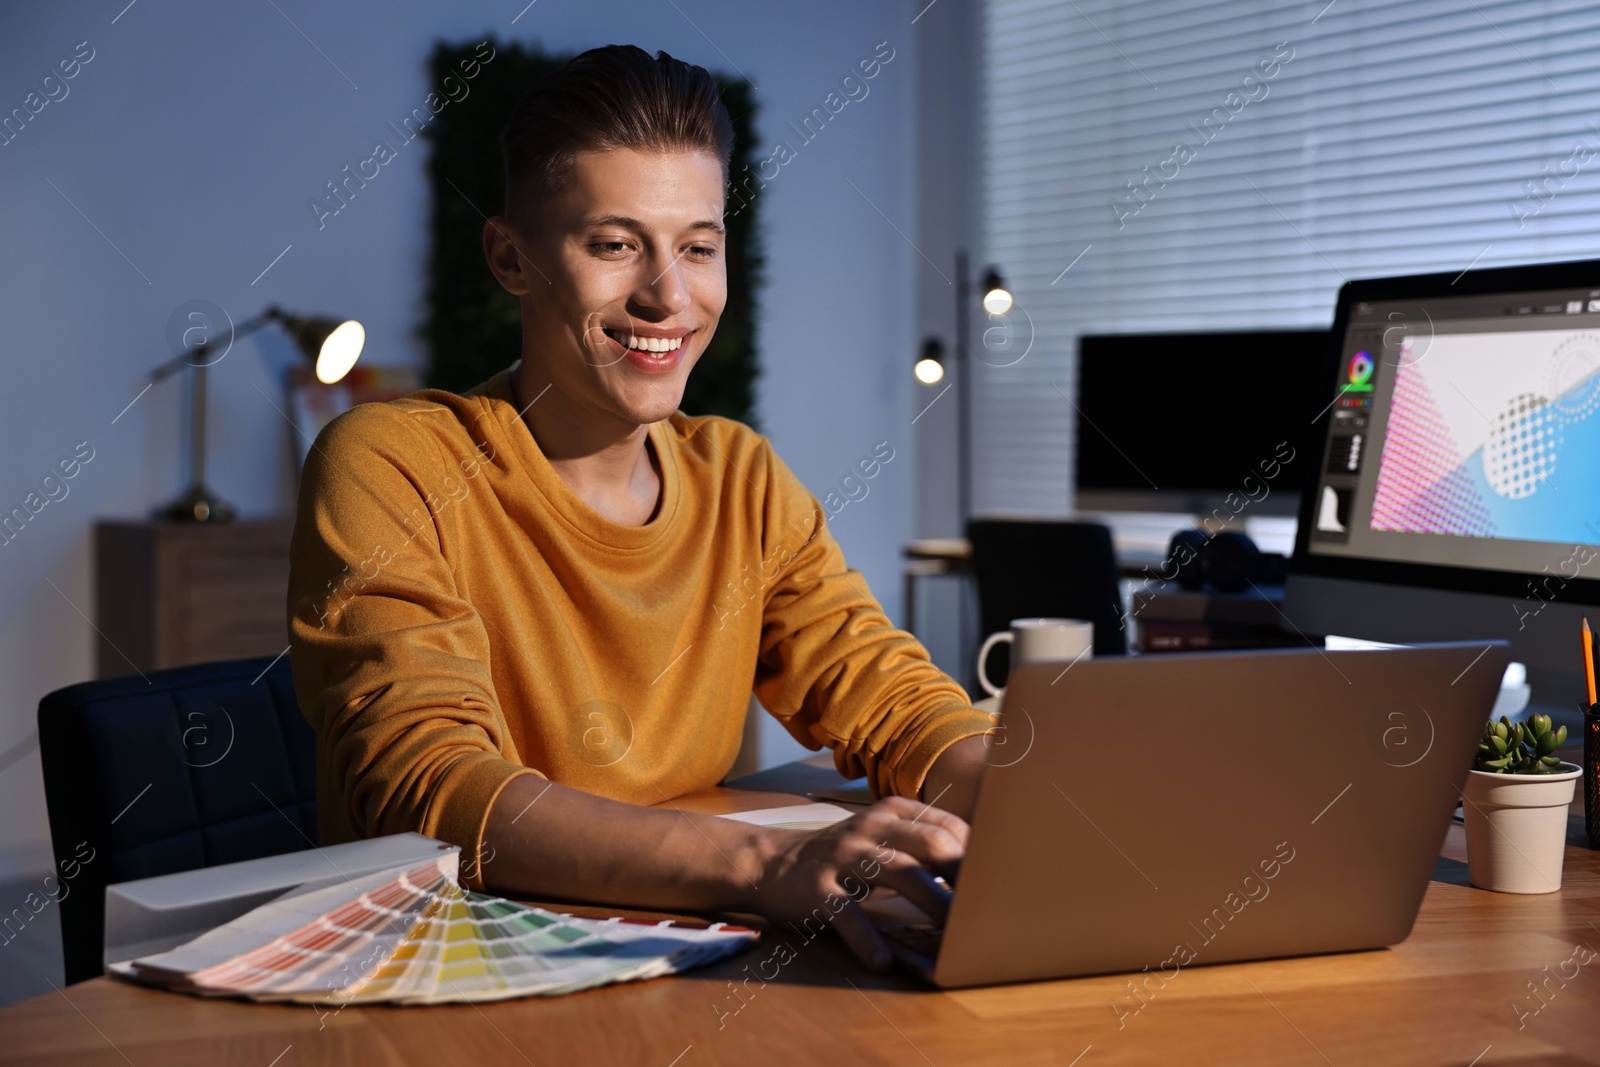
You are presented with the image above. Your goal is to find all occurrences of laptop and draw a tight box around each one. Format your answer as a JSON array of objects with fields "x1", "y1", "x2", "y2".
[{"x1": 873, "y1": 640, "x2": 1509, "y2": 988}]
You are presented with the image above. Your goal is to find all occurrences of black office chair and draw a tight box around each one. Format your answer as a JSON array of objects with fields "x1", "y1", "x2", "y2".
[
  {"x1": 37, "y1": 654, "x2": 317, "y2": 984},
  {"x1": 967, "y1": 519, "x2": 1127, "y2": 689}
]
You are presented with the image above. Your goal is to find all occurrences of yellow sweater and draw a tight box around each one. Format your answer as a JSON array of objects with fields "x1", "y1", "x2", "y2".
[{"x1": 287, "y1": 365, "x2": 994, "y2": 876}]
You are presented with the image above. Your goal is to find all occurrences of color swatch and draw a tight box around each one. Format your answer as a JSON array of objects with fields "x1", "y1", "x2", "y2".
[{"x1": 121, "y1": 853, "x2": 757, "y2": 1005}]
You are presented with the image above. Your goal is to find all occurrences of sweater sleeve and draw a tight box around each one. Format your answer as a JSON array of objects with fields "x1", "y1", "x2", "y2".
[
  {"x1": 287, "y1": 405, "x2": 539, "y2": 888},
  {"x1": 750, "y1": 440, "x2": 997, "y2": 800}
]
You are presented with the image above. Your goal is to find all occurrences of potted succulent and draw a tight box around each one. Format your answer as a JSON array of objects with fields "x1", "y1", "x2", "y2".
[{"x1": 1462, "y1": 714, "x2": 1581, "y2": 894}]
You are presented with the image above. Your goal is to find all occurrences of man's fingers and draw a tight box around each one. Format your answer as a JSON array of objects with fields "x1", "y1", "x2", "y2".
[
  {"x1": 850, "y1": 817, "x2": 965, "y2": 876},
  {"x1": 829, "y1": 899, "x2": 893, "y2": 973},
  {"x1": 874, "y1": 864, "x2": 953, "y2": 927},
  {"x1": 883, "y1": 794, "x2": 972, "y2": 848}
]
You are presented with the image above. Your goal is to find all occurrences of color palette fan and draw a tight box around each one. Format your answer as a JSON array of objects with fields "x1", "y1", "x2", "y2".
[{"x1": 115, "y1": 852, "x2": 758, "y2": 1005}]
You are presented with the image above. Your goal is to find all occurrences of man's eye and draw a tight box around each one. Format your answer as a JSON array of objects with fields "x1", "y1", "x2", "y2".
[
  {"x1": 591, "y1": 241, "x2": 629, "y2": 255},
  {"x1": 688, "y1": 245, "x2": 719, "y2": 259}
]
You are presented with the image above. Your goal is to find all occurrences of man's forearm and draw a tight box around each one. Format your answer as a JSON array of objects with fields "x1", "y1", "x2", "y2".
[
  {"x1": 476, "y1": 774, "x2": 787, "y2": 912},
  {"x1": 918, "y1": 734, "x2": 990, "y2": 822},
  {"x1": 474, "y1": 736, "x2": 987, "y2": 914}
]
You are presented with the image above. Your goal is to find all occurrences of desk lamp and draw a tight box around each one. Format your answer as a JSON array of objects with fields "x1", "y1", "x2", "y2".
[{"x1": 148, "y1": 305, "x2": 364, "y2": 522}]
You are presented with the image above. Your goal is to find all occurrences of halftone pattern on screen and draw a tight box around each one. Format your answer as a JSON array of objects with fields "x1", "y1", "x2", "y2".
[
  {"x1": 1483, "y1": 392, "x2": 1559, "y2": 500},
  {"x1": 1370, "y1": 360, "x2": 1497, "y2": 537}
]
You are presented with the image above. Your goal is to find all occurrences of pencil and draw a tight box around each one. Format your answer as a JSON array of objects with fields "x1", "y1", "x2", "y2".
[{"x1": 1585, "y1": 617, "x2": 1597, "y2": 708}]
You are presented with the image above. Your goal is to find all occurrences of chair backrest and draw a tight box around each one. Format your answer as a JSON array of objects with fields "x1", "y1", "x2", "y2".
[
  {"x1": 37, "y1": 654, "x2": 316, "y2": 984},
  {"x1": 967, "y1": 519, "x2": 1127, "y2": 686}
]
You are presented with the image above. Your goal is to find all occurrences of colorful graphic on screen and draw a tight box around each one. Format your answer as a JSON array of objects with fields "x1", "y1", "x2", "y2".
[
  {"x1": 1369, "y1": 330, "x2": 1600, "y2": 541},
  {"x1": 1345, "y1": 350, "x2": 1375, "y2": 391}
]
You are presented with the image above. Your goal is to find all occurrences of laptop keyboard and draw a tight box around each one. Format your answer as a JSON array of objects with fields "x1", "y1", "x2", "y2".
[{"x1": 881, "y1": 922, "x2": 943, "y2": 957}]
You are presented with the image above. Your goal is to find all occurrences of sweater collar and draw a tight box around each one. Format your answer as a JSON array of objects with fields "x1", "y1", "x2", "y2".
[{"x1": 472, "y1": 364, "x2": 682, "y2": 551}]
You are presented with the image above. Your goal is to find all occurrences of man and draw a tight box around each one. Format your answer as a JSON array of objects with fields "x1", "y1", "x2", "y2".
[{"x1": 288, "y1": 44, "x2": 993, "y2": 972}]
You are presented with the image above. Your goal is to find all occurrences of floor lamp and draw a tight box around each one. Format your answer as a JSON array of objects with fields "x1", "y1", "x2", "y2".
[
  {"x1": 148, "y1": 306, "x2": 365, "y2": 522},
  {"x1": 916, "y1": 253, "x2": 1012, "y2": 528},
  {"x1": 917, "y1": 253, "x2": 1011, "y2": 685}
]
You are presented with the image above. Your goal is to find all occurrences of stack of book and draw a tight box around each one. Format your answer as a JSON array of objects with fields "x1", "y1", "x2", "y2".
[{"x1": 1132, "y1": 583, "x2": 1303, "y2": 654}]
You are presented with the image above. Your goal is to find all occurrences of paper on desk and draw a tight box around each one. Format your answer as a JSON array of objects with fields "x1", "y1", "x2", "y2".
[{"x1": 716, "y1": 803, "x2": 855, "y2": 830}]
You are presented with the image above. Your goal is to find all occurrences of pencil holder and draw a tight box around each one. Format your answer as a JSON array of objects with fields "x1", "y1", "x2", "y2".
[{"x1": 1585, "y1": 703, "x2": 1600, "y2": 849}]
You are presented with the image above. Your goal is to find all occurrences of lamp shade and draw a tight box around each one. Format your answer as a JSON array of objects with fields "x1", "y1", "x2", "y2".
[
  {"x1": 278, "y1": 313, "x2": 365, "y2": 383},
  {"x1": 916, "y1": 337, "x2": 946, "y2": 384}
]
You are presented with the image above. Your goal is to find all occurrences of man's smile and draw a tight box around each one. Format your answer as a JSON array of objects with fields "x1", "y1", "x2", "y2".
[
  {"x1": 600, "y1": 325, "x2": 693, "y2": 353},
  {"x1": 596, "y1": 325, "x2": 695, "y2": 374}
]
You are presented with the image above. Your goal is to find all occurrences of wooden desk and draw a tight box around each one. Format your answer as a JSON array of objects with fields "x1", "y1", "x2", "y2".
[{"x1": 6, "y1": 756, "x2": 1600, "y2": 1065}]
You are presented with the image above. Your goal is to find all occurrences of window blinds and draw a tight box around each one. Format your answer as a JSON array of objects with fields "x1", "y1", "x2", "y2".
[{"x1": 979, "y1": 0, "x2": 1600, "y2": 514}]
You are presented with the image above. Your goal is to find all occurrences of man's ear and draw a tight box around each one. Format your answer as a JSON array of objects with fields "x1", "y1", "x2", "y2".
[{"x1": 483, "y1": 216, "x2": 538, "y2": 295}]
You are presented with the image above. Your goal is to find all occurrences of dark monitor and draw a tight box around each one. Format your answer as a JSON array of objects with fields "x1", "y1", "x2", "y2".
[
  {"x1": 1286, "y1": 257, "x2": 1600, "y2": 721},
  {"x1": 1073, "y1": 330, "x2": 1331, "y2": 516}
]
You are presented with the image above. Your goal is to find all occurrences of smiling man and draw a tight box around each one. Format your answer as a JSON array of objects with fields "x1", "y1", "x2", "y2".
[{"x1": 288, "y1": 45, "x2": 994, "y2": 971}]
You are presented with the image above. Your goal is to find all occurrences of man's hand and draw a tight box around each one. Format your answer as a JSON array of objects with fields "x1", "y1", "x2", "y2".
[
  {"x1": 479, "y1": 773, "x2": 976, "y2": 976},
  {"x1": 752, "y1": 796, "x2": 968, "y2": 972}
]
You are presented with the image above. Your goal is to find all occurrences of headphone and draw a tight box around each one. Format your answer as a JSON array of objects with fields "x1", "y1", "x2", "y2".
[{"x1": 1167, "y1": 529, "x2": 1286, "y2": 594}]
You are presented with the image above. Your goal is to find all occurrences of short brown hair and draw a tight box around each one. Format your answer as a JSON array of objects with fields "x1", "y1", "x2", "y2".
[{"x1": 499, "y1": 44, "x2": 734, "y2": 215}]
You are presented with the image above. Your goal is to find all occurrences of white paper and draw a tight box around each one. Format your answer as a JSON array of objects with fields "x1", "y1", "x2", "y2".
[{"x1": 715, "y1": 803, "x2": 855, "y2": 829}]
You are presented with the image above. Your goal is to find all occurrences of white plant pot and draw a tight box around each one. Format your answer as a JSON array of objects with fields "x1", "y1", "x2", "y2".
[{"x1": 1461, "y1": 763, "x2": 1582, "y2": 894}]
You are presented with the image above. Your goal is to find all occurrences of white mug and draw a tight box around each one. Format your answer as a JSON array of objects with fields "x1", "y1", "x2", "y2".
[{"x1": 977, "y1": 617, "x2": 1094, "y2": 697}]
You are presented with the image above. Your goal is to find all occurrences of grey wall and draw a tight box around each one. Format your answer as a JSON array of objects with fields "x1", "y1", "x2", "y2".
[
  {"x1": 909, "y1": 0, "x2": 982, "y2": 677},
  {"x1": 0, "y1": 0, "x2": 947, "y2": 899}
]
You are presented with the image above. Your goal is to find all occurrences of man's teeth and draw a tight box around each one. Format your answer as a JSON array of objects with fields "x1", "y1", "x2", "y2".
[{"x1": 609, "y1": 331, "x2": 684, "y2": 353}]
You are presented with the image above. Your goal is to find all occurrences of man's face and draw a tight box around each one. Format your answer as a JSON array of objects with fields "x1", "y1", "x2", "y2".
[{"x1": 489, "y1": 147, "x2": 727, "y2": 427}]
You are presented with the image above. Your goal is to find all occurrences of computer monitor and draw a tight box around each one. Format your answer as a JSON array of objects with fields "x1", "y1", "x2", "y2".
[
  {"x1": 1287, "y1": 257, "x2": 1600, "y2": 720},
  {"x1": 1074, "y1": 330, "x2": 1330, "y2": 516}
]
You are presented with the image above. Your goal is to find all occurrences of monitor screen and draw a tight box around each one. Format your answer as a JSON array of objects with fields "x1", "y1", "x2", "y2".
[
  {"x1": 1304, "y1": 277, "x2": 1600, "y2": 593},
  {"x1": 1074, "y1": 331, "x2": 1330, "y2": 514},
  {"x1": 1288, "y1": 258, "x2": 1600, "y2": 704}
]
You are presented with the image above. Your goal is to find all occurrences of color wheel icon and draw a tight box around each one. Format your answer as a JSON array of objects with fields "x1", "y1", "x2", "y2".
[{"x1": 1345, "y1": 350, "x2": 1375, "y2": 392}]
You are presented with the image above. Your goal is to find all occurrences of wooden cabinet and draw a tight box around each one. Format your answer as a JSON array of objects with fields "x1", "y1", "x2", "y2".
[{"x1": 94, "y1": 519, "x2": 295, "y2": 678}]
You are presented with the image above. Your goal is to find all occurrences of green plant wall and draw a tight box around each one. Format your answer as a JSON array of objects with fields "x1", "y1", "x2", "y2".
[{"x1": 419, "y1": 38, "x2": 762, "y2": 427}]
